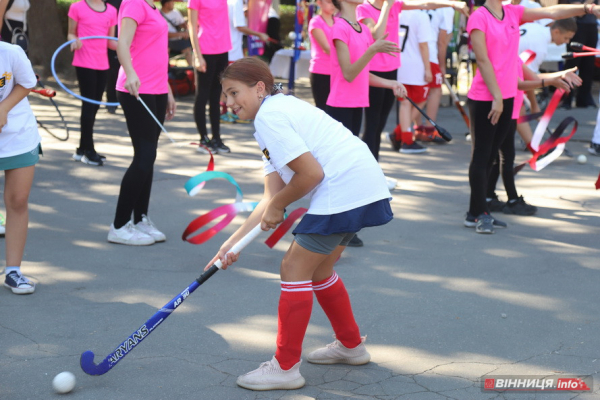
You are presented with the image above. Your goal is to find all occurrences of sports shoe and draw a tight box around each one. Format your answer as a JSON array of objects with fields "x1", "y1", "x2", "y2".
[
  {"x1": 107, "y1": 106, "x2": 117, "y2": 114},
  {"x1": 4, "y1": 270, "x2": 35, "y2": 294},
  {"x1": 415, "y1": 126, "x2": 444, "y2": 143},
  {"x1": 588, "y1": 142, "x2": 600, "y2": 157},
  {"x1": 81, "y1": 151, "x2": 104, "y2": 166},
  {"x1": 73, "y1": 148, "x2": 106, "y2": 162},
  {"x1": 475, "y1": 213, "x2": 494, "y2": 234},
  {"x1": 400, "y1": 142, "x2": 427, "y2": 154},
  {"x1": 214, "y1": 141, "x2": 231, "y2": 154},
  {"x1": 487, "y1": 194, "x2": 506, "y2": 212},
  {"x1": 306, "y1": 335, "x2": 371, "y2": 365},
  {"x1": 389, "y1": 125, "x2": 402, "y2": 151},
  {"x1": 385, "y1": 176, "x2": 397, "y2": 190},
  {"x1": 196, "y1": 138, "x2": 216, "y2": 154},
  {"x1": 464, "y1": 212, "x2": 507, "y2": 229},
  {"x1": 108, "y1": 221, "x2": 155, "y2": 246},
  {"x1": 346, "y1": 234, "x2": 363, "y2": 247},
  {"x1": 0, "y1": 224, "x2": 4, "y2": 236},
  {"x1": 135, "y1": 214, "x2": 166, "y2": 242},
  {"x1": 220, "y1": 112, "x2": 236, "y2": 124},
  {"x1": 236, "y1": 356, "x2": 305, "y2": 391},
  {"x1": 502, "y1": 196, "x2": 537, "y2": 216}
]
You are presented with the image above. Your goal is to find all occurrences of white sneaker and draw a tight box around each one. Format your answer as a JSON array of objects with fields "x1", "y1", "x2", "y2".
[
  {"x1": 236, "y1": 356, "x2": 305, "y2": 391},
  {"x1": 135, "y1": 215, "x2": 166, "y2": 242},
  {"x1": 385, "y1": 176, "x2": 397, "y2": 190},
  {"x1": 306, "y1": 335, "x2": 370, "y2": 365},
  {"x1": 108, "y1": 221, "x2": 155, "y2": 246}
]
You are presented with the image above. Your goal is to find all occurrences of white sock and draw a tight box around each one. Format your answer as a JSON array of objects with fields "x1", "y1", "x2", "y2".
[{"x1": 5, "y1": 266, "x2": 20, "y2": 275}]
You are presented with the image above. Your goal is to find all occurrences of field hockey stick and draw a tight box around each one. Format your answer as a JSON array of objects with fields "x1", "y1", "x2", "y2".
[
  {"x1": 32, "y1": 88, "x2": 56, "y2": 98},
  {"x1": 443, "y1": 77, "x2": 470, "y2": 131},
  {"x1": 80, "y1": 224, "x2": 263, "y2": 376},
  {"x1": 136, "y1": 97, "x2": 178, "y2": 145},
  {"x1": 562, "y1": 51, "x2": 600, "y2": 60},
  {"x1": 569, "y1": 42, "x2": 598, "y2": 53},
  {"x1": 403, "y1": 96, "x2": 453, "y2": 142}
]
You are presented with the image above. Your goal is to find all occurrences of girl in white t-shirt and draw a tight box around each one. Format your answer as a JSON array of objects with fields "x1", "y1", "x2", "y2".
[
  {"x1": 210, "y1": 57, "x2": 393, "y2": 391},
  {"x1": 0, "y1": 42, "x2": 40, "y2": 294}
]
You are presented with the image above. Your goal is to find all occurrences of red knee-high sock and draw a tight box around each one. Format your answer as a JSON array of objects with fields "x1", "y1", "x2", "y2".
[
  {"x1": 401, "y1": 130, "x2": 414, "y2": 145},
  {"x1": 275, "y1": 281, "x2": 313, "y2": 370},
  {"x1": 313, "y1": 272, "x2": 361, "y2": 349}
]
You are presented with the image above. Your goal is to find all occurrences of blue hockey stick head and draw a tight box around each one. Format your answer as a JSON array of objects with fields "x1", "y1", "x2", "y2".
[{"x1": 80, "y1": 350, "x2": 111, "y2": 376}]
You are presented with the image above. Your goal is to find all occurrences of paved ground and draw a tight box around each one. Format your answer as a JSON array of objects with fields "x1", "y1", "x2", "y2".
[{"x1": 1, "y1": 75, "x2": 600, "y2": 400}]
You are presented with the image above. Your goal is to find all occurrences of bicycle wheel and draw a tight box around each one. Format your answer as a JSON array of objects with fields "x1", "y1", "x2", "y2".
[{"x1": 36, "y1": 96, "x2": 69, "y2": 142}]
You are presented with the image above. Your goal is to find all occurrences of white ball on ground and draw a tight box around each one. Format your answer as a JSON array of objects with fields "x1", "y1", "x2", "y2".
[
  {"x1": 52, "y1": 371, "x2": 76, "y2": 394},
  {"x1": 288, "y1": 31, "x2": 297, "y2": 41},
  {"x1": 577, "y1": 154, "x2": 587, "y2": 164}
]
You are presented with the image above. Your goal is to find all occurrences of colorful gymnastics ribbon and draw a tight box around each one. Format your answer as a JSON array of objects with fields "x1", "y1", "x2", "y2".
[
  {"x1": 514, "y1": 88, "x2": 577, "y2": 175},
  {"x1": 181, "y1": 147, "x2": 307, "y2": 246}
]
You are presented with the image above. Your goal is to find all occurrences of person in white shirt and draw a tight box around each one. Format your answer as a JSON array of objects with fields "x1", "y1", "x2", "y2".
[
  {"x1": 0, "y1": 42, "x2": 40, "y2": 294},
  {"x1": 228, "y1": 0, "x2": 270, "y2": 62},
  {"x1": 417, "y1": 6, "x2": 454, "y2": 142},
  {"x1": 211, "y1": 58, "x2": 392, "y2": 391},
  {"x1": 394, "y1": 9, "x2": 435, "y2": 153},
  {"x1": 160, "y1": 0, "x2": 193, "y2": 66}
]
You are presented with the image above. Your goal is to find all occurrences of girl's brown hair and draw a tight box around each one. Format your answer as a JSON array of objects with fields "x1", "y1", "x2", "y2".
[{"x1": 221, "y1": 57, "x2": 282, "y2": 95}]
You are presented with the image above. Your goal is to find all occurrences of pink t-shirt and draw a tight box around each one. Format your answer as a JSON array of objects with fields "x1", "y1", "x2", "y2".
[
  {"x1": 327, "y1": 18, "x2": 374, "y2": 108},
  {"x1": 188, "y1": 0, "x2": 232, "y2": 55},
  {"x1": 308, "y1": 15, "x2": 334, "y2": 75},
  {"x1": 356, "y1": 0, "x2": 403, "y2": 72},
  {"x1": 68, "y1": 1, "x2": 117, "y2": 70},
  {"x1": 513, "y1": 58, "x2": 524, "y2": 119},
  {"x1": 467, "y1": 4, "x2": 525, "y2": 101},
  {"x1": 116, "y1": 0, "x2": 169, "y2": 95}
]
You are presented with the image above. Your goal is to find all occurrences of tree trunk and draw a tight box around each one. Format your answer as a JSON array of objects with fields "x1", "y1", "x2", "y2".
[{"x1": 28, "y1": 0, "x2": 73, "y2": 78}]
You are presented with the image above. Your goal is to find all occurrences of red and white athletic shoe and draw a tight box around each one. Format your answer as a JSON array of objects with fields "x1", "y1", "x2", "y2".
[
  {"x1": 236, "y1": 356, "x2": 305, "y2": 391},
  {"x1": 306, "y1": 335, "x2": 371, "y2": 365}
]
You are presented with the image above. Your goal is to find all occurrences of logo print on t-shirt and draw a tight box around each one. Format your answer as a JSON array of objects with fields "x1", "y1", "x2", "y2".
[
  {"x1": 262, "y1": 148, "x2": 270, "y2": 160},
  {"x1": 0, "y1": 77, "x2": 5, "y2": 88}
]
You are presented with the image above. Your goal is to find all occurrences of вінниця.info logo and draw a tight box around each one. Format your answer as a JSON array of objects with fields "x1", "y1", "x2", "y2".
[{"x1": 482, "y1": 375, "x2": 592, "y2": 392}]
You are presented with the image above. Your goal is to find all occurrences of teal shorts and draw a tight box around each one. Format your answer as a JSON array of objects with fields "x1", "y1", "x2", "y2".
[{"x1": 0, "y1": 144, "x2": 42, "y2": 171}]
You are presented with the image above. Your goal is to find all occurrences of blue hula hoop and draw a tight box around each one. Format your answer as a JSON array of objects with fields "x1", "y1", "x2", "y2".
[{"x1": 51, "y1": 36, "x2": 120, "y2": 107}]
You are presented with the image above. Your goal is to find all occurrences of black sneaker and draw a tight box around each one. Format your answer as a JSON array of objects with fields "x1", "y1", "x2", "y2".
[
  {"x1": 475, "y1": 213, "x2": 494, "y2": 234},
  {"x1": 588, "y1": 142, "x2": 600, "y2": 157},
  {"x1": 346, "y1": 234, "x2": 363, "y2": 247},
  {"x1": 502, "y1": 196, "x2": 537, "y2": 216},
  {"x1": 464, "y1": 212, "x2": 507, "y2": 228},
  {"x1": 4, "y1": 270, "x2": 35, "y2": 294},
  {"x1": 400, "y1": 142, "x2": 427, "y2": 154},
  {"x1": 81, "y1": 151, "x2": 104, "y2": 166},
  {"x1": 214, "y1": 141, "x2": 231, "y2": 154},
  {"x1": 197, "y1": 138, "x2": 215, "y2": 154},
  {"x1": 487, "y1": 194, "x2": 506, "y2": 212},
  {"x1": 388, "y1": 129, "x2": 402, "y2": 151},
  {"x1": 107, "y1": 106, "x2": 117, "y2": 114}
]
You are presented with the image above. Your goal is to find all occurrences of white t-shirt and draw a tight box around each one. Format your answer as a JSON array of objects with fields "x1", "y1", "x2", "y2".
[
  {"x1": 397, "y1": 10, "x2": 435, "y2": 85},
  {"x1": 228, "y1": 0, "x2": 246, "y2": 62},
  {"x1": 518, "y1": 22, "x2": 551, "y2": 73},
  {"x1": 5, "y1": 0, "x2": 30, "y2": 27},
  {"x1": 253, "y1": 94, "x2": 391, "y2": 216},
  {"x1": 426, "y1": 8, "x2": 454, "y2": 63},
  {"x1": 162, "y1": 9, "x2": 185, "y2": 36},
  {"x1": 0, "y1": 42, "x2": 40, "y2": 158}
]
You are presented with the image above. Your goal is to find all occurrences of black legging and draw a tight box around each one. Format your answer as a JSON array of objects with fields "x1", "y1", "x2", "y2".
[
  {"x1": 565, "y1": 22, "x2": 598, "y2": 107},
  {"x1": 75, "y1": 67, "x2": 108, "y2": 153},
  {"x1": 467, "y1": 98, "x2": 515, "y2": 217},
  {"x1": 363, "y1": 69, "x2": 397, "y2": 161},
  {"x1": 194, "y1": 52, "x2": 228, "y2": 143},
  {"x1": 114, "y1": 91, "x2": 168, "y2": 229},
  {"x1": 326, "y1": 106, "x2": 363, "y2": 136},
  {"x1": 486, "y1": 120, "x2": 518, "y2": 201},
  {"x1": 309, "y1": 72, "x2": 330, "y2": 111},
  {"x1": 105, "y1": 49, "x2": 120, "y2": 105}
]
